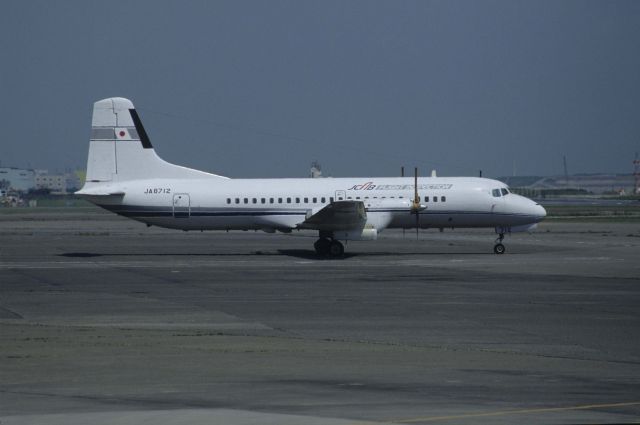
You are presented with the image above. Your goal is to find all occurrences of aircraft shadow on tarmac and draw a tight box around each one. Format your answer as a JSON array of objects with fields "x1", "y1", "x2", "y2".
[
  {"x1": 277, "y1": 249, "x2": 495, "y2": 258},
  {"x1": 59, "y1": 250, "x2": 493, "y2": 260}
]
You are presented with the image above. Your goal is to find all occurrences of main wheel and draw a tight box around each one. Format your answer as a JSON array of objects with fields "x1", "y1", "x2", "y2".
[
  {"x1": 328, "y1": 240, "x2": 344, "y2": 257},
  {"x1": 314, "y1": 238, "x2": 331, "y2": 256},
  {"x1": 493, "y1": 243, "x2": 506, "y2": 254}
]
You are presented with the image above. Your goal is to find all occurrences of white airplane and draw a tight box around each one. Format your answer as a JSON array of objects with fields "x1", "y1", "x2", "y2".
[{"x1": 76, "y1": 97, "x2": 546, "y2": 257}]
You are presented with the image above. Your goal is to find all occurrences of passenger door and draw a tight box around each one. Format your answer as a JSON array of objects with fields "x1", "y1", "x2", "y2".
[{"x1": 172, "y1": 193, "x2": 190, "y2": 218}]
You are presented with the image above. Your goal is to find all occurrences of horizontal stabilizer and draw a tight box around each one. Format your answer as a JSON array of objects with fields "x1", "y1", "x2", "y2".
[{"x1": 75, "y1": 187, "x2": 124, "y2": 196}]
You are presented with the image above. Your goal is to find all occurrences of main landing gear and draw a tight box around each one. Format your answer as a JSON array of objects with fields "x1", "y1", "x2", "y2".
[
  {"x1": 494, "y1": 233, "x2": 506, "y2": 255},
  {"x1": 314, "y1": 237, "x2": 344, "y2": 258}
]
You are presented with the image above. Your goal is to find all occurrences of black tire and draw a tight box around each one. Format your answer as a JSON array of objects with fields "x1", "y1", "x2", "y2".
[
  {"x1": 328, "y1": 240, "x2": 344, "y2": 257},
  {"x1": 494, "y1": 243, "x2": 506, "y2": 254},
  {"x1": 314, "y1": 238, "x2": 331, "y2": 256}
]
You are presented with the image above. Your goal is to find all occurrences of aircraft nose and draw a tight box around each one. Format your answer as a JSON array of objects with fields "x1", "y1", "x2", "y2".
[
  {"x1": 512, "y1": 195, "x2": 546, "y2": 222},
  {"x1": 532, "y1": 202, "x2": 546, "y2": 221}
]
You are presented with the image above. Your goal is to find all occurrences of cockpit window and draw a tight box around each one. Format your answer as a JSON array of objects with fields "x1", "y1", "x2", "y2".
[
  {"x1": 501, "y1": 188, "x2": 509, "y2": 196},
  {"x1": 492, "y1": 189, "x2": 501, "y2": 197}
]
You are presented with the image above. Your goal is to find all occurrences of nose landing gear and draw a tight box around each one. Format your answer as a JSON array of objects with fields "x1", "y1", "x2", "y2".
[{"x1": 494, "y1": 233, "x2": 506, "y2": 254}]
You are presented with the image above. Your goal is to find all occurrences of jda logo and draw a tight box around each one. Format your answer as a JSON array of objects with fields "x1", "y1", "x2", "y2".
[{"x1": 348, "y1": 181, "x2": 376, "y2": 190}]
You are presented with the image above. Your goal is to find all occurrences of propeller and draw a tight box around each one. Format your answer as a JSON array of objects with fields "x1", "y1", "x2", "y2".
[
  {"x1": 410, "y1": 167, "x2": 425, "y2": 240},
  {"x1": 401, "y1": 166, "x2": 405, "y2": 238}
]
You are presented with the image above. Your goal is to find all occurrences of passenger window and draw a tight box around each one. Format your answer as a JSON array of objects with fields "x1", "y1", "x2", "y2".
[
  {"x1": 321, "y1": 197, "x2": 326, "y2": 203},
  {"x1": 330, "y1": 197, "x2": 334, "y2": 202},
  {"x1": 501, "y1": 188, "x2": 509, "y2": 196},
  {"x1": 356, "y1": 196, "x2": 360, "y2": 200},
  {"x1": 296, "y1": 197, "x2": 300, "y2": 203},
  {"x1": 441, "y1": 196, "x2": 446, "y2": 202},
  {"x1": 252, "y1": 198, "x2": 257, "y2": 204},
  {"x1": 304, "y1": 197, "x2": 308, "y2": 203},
  {"x1": 313, "y1": 197, "x2": 317, "y2": 203},
  {"x1": 269, "y1": 198, "x2": 274, "y2": 204},
  {"x1": 286, "y1": 197, "x2": 291, "y2": 203},
  {"x1": 424, "y1": 196, "x2": 429, "y2": 202},
  {"x1": 235, "y1": 198, "x2": 239, "y2": 204},
  {"x1": 226, "y1": 198, "x2": 231, "y2": 204},
  {"x1": 278, "y1": 197, "x2": 282, "y2": 203},
  {"x1": 433, "y1": 196, "x2": 438, "y2": 202},
  {"x1": 261, "y1": 198, "x2": 266, "y2": 204}
]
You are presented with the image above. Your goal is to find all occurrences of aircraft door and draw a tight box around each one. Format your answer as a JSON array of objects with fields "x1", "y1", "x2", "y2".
[
  {"x1": 335, "y1": 190, "x2": 346, "y2": 201},
  {"x1": 172, "y1": 193, "x2": 190, "y2": 218}
]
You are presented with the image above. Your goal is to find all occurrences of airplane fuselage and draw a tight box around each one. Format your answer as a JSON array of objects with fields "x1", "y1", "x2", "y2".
[{"x1": 87, "y1": 176, "x2": 545, "y2": 234}]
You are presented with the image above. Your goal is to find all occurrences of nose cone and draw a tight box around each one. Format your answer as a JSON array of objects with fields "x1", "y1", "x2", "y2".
[
  {"x1": 509, "y1": 195, "x2": 547, "y2": 224},
  {"x1": 532, "y1": 202, "x2": 547, "y2": 222}
]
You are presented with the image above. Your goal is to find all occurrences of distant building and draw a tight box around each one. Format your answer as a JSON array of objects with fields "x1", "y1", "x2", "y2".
[
  {"x1": 0, "y1": 167, "x2": 35, "y2": 192},
  {"x1": 499, "y1": 174, "x2": 636, "y2": 196},
  {"x1": 35, "y1": 171, "x2": 67, "y2": 193},
  {"x1": 0, "y1": 167, "x2": 80, "y2": 194}
]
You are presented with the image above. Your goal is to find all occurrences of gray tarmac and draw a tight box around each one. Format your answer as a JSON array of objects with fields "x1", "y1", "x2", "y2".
[{"x1": 1, "y1": 209, "x2": 640, "y2": 424}]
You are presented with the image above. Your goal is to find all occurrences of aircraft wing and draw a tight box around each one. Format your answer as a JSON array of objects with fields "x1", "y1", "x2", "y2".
[{"x1": 298, "y1": 200, "x2": 367, "y2": 231}]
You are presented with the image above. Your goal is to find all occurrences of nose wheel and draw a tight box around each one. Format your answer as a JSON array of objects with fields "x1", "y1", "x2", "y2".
[{"x1": 494, "y1": 233, "x2": 506, "y2": 254}]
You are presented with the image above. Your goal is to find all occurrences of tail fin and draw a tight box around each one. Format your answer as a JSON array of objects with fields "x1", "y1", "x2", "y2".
[{"x1": 83, "y1": 97, "x2": 225, "y2": 183}]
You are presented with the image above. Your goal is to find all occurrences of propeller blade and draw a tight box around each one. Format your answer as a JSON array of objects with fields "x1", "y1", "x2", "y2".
[
  {"x1": 414, "y1": 167, "x2": 419, "y2": 206},
  {"x1": 414, "y1": 167, "x2": 419, "y2": 240}
]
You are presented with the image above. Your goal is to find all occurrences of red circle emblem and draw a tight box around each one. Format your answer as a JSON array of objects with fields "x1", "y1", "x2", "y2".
[{"x1": 119, "y1": 131, "x2": 126, "y2": 137}]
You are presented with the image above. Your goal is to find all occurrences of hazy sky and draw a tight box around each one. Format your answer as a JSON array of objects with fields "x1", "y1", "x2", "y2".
[{"x1": 1, "y1": 0, "x2": 639, "y2": 178}]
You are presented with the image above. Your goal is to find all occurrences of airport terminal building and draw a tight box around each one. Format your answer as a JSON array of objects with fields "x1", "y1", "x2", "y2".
[{"x1": 0, "y1": 167, "x2": 75, "y2": 194}]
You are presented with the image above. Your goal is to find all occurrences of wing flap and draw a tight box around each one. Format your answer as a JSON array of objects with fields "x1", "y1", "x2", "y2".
[{"x1": 299, "y1": 200, "x2": 367, "y2": 231}]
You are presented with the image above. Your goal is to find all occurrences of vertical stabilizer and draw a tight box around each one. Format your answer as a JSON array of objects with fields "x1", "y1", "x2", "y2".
[{"x1": 82, "y1": 97, "x2": 226, "y2": 186}]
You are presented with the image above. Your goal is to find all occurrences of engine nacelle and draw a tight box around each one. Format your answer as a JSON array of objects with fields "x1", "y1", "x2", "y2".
[{"x1": 334, "y1": 227, "x2": 378, "y2": 241}]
